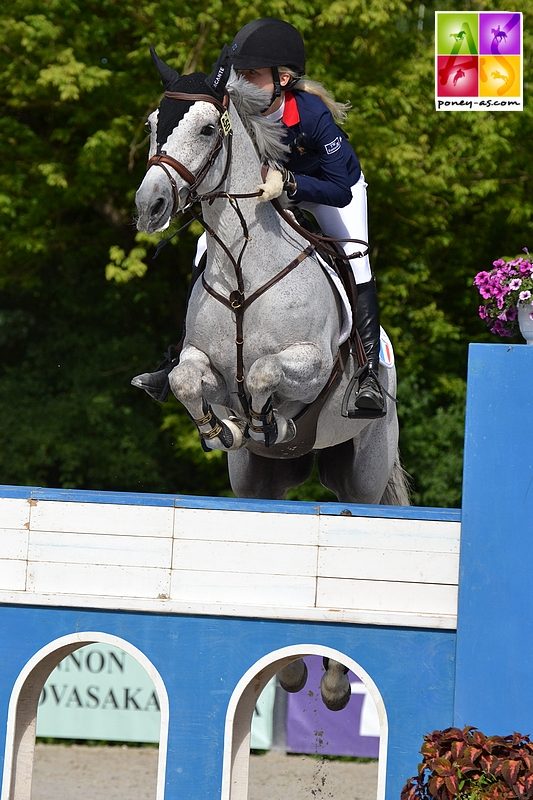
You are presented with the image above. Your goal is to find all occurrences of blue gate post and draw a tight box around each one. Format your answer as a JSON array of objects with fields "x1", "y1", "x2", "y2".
[{"x1": 454, "y1": 343, "x2": 533, "y2": 732}]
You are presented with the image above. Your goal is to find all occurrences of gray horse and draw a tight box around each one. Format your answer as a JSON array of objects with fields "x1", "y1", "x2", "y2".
[{"x1": 134, "y1": 56, "x2": 409, "y2": 709}]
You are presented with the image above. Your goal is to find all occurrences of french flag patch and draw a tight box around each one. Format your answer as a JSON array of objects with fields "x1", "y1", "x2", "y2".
[{"x1": 379, "y1": 327, "x2": 395, "y2": 368}]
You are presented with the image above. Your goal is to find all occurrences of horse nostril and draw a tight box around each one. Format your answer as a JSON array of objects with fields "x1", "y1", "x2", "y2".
[{"x1": 151, "y1": 197, "x2": 165, "y2": 218}]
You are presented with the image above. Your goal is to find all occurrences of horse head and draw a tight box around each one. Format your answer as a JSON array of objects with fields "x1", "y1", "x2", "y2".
[
  {"x1": 136, "y1": 49, "x2": 231, "y2": 232},
  {"x1": 135, "y1": 49, "x2": 289, "y2": 233}
]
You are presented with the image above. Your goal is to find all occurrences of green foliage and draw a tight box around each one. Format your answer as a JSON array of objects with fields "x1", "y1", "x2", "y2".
[
  {"x1": 1, "y1": 0, "x2": 531, "y2": 504},
  {"x1": 401, "y1": 727, "x2": 533, "y2": 800}
]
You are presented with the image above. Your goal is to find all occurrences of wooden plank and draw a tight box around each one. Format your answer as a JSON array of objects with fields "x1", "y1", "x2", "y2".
[
  {"x1": 0, "y1": 560, "x2": 27, "y2": 591},
  {"x1": 29, "y1": 500, "x2": 174, "y2": 538},
  {"x1": 27, "y1": 562, "x2": 171, "y2": 599},
  {"x1": 174, "y1": 508, "x2": 319, "y2": 546},
  {"x1": 318, "y1": 547, "x2": 459, "y2": 585},
  {"x1": 0, "y1": 588, "x2": 457, "y2": 629},
  {"x1": 172, "y1": 539, "x2": 317, "y2": 577},
  {"x1": 0, "y1": 530, "x2": 29, "y2": 561},
  {"x1": 28, "y1": 531, "x2": 172, "y2": 569},
  {"x1": 319, "y1": 515, "x2": 460, "y2": 553},
  {"x1": 170, "y1": 569, "x2": 316, "y2": 608},
  {"x1": 317, "y1": 577, "x2": 458, "y2": 618},
  {"x1": 0, "y1": 499, "x2": 31, "y2": 530}
]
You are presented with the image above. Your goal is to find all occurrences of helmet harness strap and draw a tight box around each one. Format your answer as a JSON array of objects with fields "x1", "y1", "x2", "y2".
[{"x1": 270, "y1": 65, "x2": 282, "y2": 108}]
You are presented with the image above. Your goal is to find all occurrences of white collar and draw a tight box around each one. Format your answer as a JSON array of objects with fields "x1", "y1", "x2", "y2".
[{"x1": 266, "y1": 96, "x2": 285, "y2": 122}]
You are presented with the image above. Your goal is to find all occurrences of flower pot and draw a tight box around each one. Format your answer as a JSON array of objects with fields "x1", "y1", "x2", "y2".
[{"x1": 518, "y1": 302, "x2": 533, "y2": 345}]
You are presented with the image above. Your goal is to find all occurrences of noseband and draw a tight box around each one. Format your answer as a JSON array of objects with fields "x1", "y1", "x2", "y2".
[{"x1": 146, "y1": 90, "x2": 232, "y2": 213}]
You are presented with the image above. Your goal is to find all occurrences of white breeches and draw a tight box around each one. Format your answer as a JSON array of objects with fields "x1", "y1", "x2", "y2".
[{"x1": 298, "y1": 172, "x2": 372, "y2": 285}]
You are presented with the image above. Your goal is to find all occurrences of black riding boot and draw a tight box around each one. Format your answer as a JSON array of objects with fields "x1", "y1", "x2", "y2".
[
  {"x1": 131, "y1": 254, "x2": 206, "y2": 402},
  {"x1": 131, "y1": 345, "x2": 181, "y2": 402},
  {"x1": 347, "y1": 277, "x2": 385, "y2": 418}
]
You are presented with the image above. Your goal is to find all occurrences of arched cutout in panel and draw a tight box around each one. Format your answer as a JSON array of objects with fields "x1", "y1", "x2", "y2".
[
  {"x1": 0, "y1": 632, "x2": 169, "y2": 800},
  {"x1": 221, "y1": 644, "x2": 388, "y2": 800}
]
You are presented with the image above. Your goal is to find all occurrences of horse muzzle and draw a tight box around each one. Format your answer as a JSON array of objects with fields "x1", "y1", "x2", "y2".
[{"x1": 135, "y1": 177, "x2": 175, "y2": 233}]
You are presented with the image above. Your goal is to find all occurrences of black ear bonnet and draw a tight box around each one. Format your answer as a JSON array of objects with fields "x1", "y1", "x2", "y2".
[{"x1": 150, "y1": 48, "x2": 221, "y2": 150}]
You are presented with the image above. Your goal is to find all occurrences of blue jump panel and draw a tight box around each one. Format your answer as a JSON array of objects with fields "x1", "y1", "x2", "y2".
[
  {"x1": 455, "y1": 344, "x2": 533, "y2": 733},
  {"x1": 0, "y1": 605, "x2": 456, "y2": 800}
]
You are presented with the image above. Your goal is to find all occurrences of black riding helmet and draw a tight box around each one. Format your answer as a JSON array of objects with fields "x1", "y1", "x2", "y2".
[{"x1": 230, "y1": 18, "x2": 306, "y2": 106}]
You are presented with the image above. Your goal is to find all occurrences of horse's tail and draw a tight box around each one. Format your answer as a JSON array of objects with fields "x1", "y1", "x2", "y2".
[{"x1": 380, "y1": 453, "x2": 411, "y2": 506}]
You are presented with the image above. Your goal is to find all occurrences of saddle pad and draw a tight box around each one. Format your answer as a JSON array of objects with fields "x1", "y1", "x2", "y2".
[{"x1": 318, "y1": 258, "x2": 395, "y2": 368}]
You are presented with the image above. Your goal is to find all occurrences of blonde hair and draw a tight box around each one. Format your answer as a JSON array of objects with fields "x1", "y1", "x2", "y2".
[{"x1": 280, "y1": 67, "x2": 351, "y2": 124}]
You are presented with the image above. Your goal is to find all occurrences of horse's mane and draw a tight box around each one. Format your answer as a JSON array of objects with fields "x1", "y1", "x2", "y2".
[{"x1": 226, "y1": 71, "x2": 290, "y2": 169}]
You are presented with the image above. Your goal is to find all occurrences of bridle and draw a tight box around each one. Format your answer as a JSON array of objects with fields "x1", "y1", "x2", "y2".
[{"x1": 146, "y1": 90, "x2": 233, "y2": 213}]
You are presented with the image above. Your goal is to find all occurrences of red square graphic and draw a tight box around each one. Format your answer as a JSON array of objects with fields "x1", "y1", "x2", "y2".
[{"x1": 437, "y1": 55, "x2": 479, "y2": 97}]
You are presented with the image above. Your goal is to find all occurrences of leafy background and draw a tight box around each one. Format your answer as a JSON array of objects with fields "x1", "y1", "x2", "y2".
[{"x1": 1, "y1": 0, "x2": 530, "y2": 507}]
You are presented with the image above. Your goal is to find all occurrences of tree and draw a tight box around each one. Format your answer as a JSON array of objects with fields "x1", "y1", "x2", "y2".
[{"x1": 1, "y1": 0, "x2": 530, "y2": 505}]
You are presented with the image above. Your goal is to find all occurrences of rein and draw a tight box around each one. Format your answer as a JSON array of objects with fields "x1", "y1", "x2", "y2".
[{"x1": 270, "y1": 197, "x2": 369, "y2": 264}]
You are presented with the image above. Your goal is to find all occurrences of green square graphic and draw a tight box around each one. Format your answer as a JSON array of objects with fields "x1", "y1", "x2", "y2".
[{"x1": 436, "y1": 12, "x2": 479, "y2": 55}]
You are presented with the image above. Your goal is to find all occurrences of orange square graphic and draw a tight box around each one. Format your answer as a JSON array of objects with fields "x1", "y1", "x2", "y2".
[{"x1": 479, "y1": 55, "x2": 521, "y2": 97}]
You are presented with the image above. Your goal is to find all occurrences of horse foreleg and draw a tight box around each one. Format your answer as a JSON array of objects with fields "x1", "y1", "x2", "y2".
[
  {"x1": 320, "y1": 658, "x2": 351, "y2": 711},
  {"x1": 246, "y1": 343, "x2": 331, "y2": 447},
  {"x1": 169, "y1": 347, "x2": 245, "y2": 451}
]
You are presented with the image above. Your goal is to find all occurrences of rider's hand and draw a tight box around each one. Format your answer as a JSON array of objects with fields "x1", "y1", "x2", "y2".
[
  {"x1": 257, "y1": 167, "x2": 297, "y2": 202},
  {"x1": 257, "y1": 167, "x2": 284, "y2": 202}
]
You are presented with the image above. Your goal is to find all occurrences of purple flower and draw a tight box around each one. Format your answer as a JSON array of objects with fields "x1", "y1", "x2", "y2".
[
  {"x1": 490, "y1": 320, "x2": 513, "y2": 337},
  {"x1": 473, "y1": 256, "x2": 530, "y2": 338}
]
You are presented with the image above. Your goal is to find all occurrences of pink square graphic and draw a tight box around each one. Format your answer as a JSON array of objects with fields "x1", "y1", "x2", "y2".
[{"x1": 437, "y1": 56, "x2": 479, "y2": 97}]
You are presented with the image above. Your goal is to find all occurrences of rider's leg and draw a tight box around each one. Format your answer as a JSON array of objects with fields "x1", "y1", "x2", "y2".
[
  {"x1": 298, "y1": 175, "x2": 385, "y2": 415},
  {"x1": 131, "y1": 234, "x2": 207, "y2": 402},
  {"x1": 352, "y1": 276, "x2": 385, "y2": 413}
]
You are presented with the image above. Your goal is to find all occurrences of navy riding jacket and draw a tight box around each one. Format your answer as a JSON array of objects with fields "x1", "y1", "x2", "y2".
[{"x1": 281, "y1": 90, "x2": 361, "y2": 208}]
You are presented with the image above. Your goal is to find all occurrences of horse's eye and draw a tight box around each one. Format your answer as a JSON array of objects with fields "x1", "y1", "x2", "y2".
[
  {"x1": 144, "y1": 120, "x2": 151, "y2": 133},
  {"x1": 200, "y1": 124, "x2": 216, "y2": 136}
]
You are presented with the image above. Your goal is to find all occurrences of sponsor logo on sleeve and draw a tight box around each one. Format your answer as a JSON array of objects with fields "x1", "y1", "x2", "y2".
[{"x1": 324, "y1": 136, "x2": 342, "y2": 155}]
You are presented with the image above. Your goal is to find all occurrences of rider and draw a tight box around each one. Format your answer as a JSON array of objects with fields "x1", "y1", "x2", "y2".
[{"x1": 134, "y1": 18, "x2": 385, "y2": 417}]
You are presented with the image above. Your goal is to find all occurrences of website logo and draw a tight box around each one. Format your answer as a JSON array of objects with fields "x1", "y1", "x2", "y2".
[{"x1": 435, "y1": 11, "x2": 523, "y2": 111}]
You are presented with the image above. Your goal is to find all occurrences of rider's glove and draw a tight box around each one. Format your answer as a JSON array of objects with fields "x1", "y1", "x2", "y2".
[
  {"x1": 281, "y1": 167, "x2": 297, "y2": 197},
  {"x1": 257, "y1": 167, "x2": 297, "y2": 202},
  {"x1": 257, "y1": 167, "x2": 284, "y2": 202}
]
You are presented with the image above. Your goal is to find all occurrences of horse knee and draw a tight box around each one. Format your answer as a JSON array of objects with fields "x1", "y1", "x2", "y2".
[
  {"x1": 246, "y1": 356, "x2": 283, "y2": 397},
  {"x1": 169, "y1": 360, "x2": 220, "y2": 407}
]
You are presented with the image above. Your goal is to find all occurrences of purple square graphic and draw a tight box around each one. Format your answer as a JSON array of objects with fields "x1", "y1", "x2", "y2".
[
  {"x1": 285, "y1": 656, "x2": 380, "y2": 758},
  {"x1": 479, "y1": 13, "x2": 521, "y2": 55}
]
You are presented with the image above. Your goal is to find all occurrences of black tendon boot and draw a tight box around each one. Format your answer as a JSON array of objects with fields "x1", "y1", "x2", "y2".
[
  {"x1": 347, "y1": 277, "x2": 386, "y2": 418},
  {"x1": 131, "y1": 253, "x2": 206, "y2": 402}
]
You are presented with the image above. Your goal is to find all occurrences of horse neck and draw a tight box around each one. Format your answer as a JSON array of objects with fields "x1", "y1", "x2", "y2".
[{"x1": 200, "y1": 110, "x2": 290, "y2": 287}]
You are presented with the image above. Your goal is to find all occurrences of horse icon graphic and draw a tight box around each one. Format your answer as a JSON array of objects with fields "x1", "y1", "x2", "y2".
[
  {"x1": 491, "y1": 25, "x2": 508, "y2": 44},
  {"x1": 491, "y1": 70, "x2": 508, "y2": 85},
  {"x1": 453, "y1": 69, "x2": 465, "y2": 86}
]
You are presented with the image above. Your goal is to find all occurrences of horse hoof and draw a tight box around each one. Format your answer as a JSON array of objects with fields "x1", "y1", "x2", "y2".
[
  {"x1": 226, "y1": 417, "x2": 247, "y2": 449},
  {"x1": 199, "y1": 418, "x2": 245, "y2": 452},
  {"x1": 278, "y1": 659, "x2": 308, "y2": 693},
  {"x1": 320, "y1": 663, "x2": 351, "y2": 711}
]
